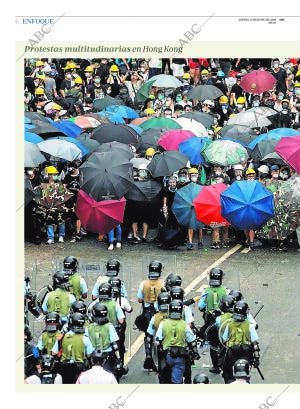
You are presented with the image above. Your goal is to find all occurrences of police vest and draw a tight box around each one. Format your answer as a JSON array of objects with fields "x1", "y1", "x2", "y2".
[
  {"x1": 61, "y1": 333, "x2": 85, "y2": 362},
  {"x1": 87, "y1": 322, "x2": 111, "y2": 350},
  {"x1": 69, "y1": 273, "x2": 81, "y2": 300},
  {"x1": 162, "y1": 319, "x2": 186, "y2": 349},
  {"x1": 47, "y1": 289, "x2": 70, "y2": 316},
  {"x1": 219, "y1": 312, "x2": 233, "y2": 338},
  {"x1": 39, "y1": 373, "x2": 56, "y2": 384},
  {"x1": 226, "y1": 319, "x2": 251, "y2": 348},
  {"x1": 153, "y1": 312, "x2": 168, "y2": 332},
  {"x1": 42, "y1": 330, "x2": 61, "y2": 355},
  {"x1": 143, "y1": 279, "x2": 163, "y2": 304},
  {"x1": 103, "y1": 300, "x2": 117, "y2": 326},
  {"x1": 205, "y1": 286, "x2": 227, "y2": 312}
]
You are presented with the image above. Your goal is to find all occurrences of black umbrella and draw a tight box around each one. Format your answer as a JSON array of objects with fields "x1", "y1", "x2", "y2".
[
  {"x1": 77, "y1": 134, "x2": 101, "y2": 153},
  {"x1": 250, "y1": 139, "x2": 279, "y2": 162},
  {"x1": 137, "y1": 128, "x2": 168, "y2": 153},
  {"x1": 93, "y1": 96, "x2": 124, "y2": 111},
  {"x1": 125, "y1": 179, "x2": 162, "y2": 202},
  {"x1": 80, "y1": 151, "x2": 134, "y2": 201},
  {"x1": 30, "y1": 120, "x2": 66, "y2": 138},
  {"x1": 91, "y1": 124, "x2": 140, "y2": 147},
  {"x1": 147, "y1": 151, "x2": 189, "y2": 178},
  {"x1": 180, "y1": 112, "x2": 214, "y2": 128},
  {"x1": 260, "y1": 152, "x2": 286, "y2": 165},
  {"x1": 24, "y1": 177, "x2": 36, "y2": 207},
  {"x1": 157, "y1": 223, "x2": 186, "y2": 247},
  {"x1": 221, "y1": 125, "x2": 256, "y2": 147},
  {"x1": 25, "y1": 112, "x2": 49, "y2": 123},
  {"x1": 96, "y1": 141, "x2": 134, "y2": 160},
  {"x1": 187, "y1": 85, "x2": 224, "y2": 101}
]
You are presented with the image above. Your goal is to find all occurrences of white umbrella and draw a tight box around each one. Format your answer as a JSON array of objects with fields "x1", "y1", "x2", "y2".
[
  {"x1": 150, "y1": 74, "x2": 183, "y2": 88},
  {"x1": 38, "y1": 139, "x2": 82, "y2": 161},
  {"x1": 25, "y1": 141, "x2": 46, "y2": 167},
  {"x1": 227, "y1": 111, "x2": 272, "y2": 128},
  {"x1": 174, "y1": 117, "x2": 207, "y2": 136},
  {"x1": 130, "y1": 157, "x2": 150, "y2": 169},
  {"x1": 247, "y1": 106, "x2": 277, "y2": 117}
]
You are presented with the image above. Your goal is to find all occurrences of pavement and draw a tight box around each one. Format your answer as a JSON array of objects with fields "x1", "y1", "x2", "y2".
[{"x1": 24, "y1": 229, "x2": 300, "y2": 384}]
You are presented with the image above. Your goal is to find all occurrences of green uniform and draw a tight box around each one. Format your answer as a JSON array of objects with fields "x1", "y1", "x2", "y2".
[
  {"x1": 205, "y1": 286, "x2": 227, "y2": 312},
  {"x1": 87, "y1": 322, "x2": 111, "y2": 350},
  {"x1": 161, "y1": 319, "x2": 186, "y2": 349},
  {"x1": 226, "y1": 319, "x2": 251, "y2": 348},
  {"x1": 103, "y1": 300, "x2": 117, "y2": 326},
  {"x1": 68, "y1": 273, "x2": 81, "y2": 300},
  {"x1": 61, "y1": 333, "x2": 86, "y2": 362},
  {"x1": 47, "y1": 289, "x2": 70, "y2": 316},
  {"x1": 41, "y1": 330, "x2": 61, "y2": 355}
]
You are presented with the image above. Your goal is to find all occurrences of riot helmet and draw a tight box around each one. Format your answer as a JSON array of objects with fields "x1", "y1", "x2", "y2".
[
  {"x1": 233, "y1": 359, "x2": 250, "y2": 378},
  {"x1": 41, "y1": 354, "x2": 55, "y2": 372},
  {"x1": 148, "y1": 260, "x2": 162, "y2": 280},
  {"x1": 108, "y1": 277, "x2": 122, "y2": 298},
  {"x1": 219, "y1": 295, "x2": 235, "y2": 313},
  {"x1": 169, "y1": 300, "x2": 183, "y2": 320},
  {"x1": 63, "y1": 256, "x2": 78, "y2": 274},
  {"x1": 68, "y1": 312, "x2": 85, "y2": 333},
  {"x1": 91, "y1": 349, "x2": 106, "y2": 365},
  {"x1": 233, "y1": 301, "x2": 249, "y2": 322},
  {"x1": 193, "y1": 373, "x2": 210, "y2": 384},
  {"x1": 229, "y1": 289, "x2": 243, "y2": 303},
  {"x1": 106, "y1": 259, "x2": 120, "y2": 277},
  {"x1": 165, "y1": 273, "x2": 182, "y2": 292},
  {"x1": 170, "y1": 286, "x2": 184, "y2": 301},
  {"x1": 71, "y1": 300, "x2": 87, "y2": 316},
  {"x1": 209, "y1": 267, "x2": 224, "y2": 287},
  {"x1": 98, "y1": 282, "x2": 112, "y2": 300},
  {"x1": 157, "y1": 292, "x2": 171, "y2": 313},
  {"x1": 52, "y1": 271, "x2": 70, "y2": 290},
  {"x1": 45, "y1": 312, "x2": 61, "y2": 331},
  {"x1": 92, "y1": 303, "x2": 109, "y2": 325}
]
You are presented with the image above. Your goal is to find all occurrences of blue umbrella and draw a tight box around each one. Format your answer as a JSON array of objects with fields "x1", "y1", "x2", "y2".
[
  {"x1": 178, "y1": 136, "x2": 209, "y2": 165},
  {"x1": 24, "y1": 123, "x2": 35, "y2": 130},
  {"x1": 24, "y1": 117, "x2": 32, "y2": 124},
  {"x1": 98, "y1": 111, "x2": 125, "y2": 124},
  {"x1": 24, "y1": 132, "x2": 43, "y2": 144},
  {"x1": 49, "y1": 137, "x2": 90, "y2": 157},
  {"x1": 105, "y1": 105, "x2": 139, "y2": 119},
  {"x1": 221, "y1": 180, "x2": 274, "y2": 230},
  {"x1": 172, "y1": 183, "x2": 204, "y2": 230},
  {"x1": 48, "y1": 119, "x2": 82, "y2": 138},
  {"x1": 128, "y1": 124, "x2": 143, "y2": 135},
  {"x1": 247, "y1": 128, "x2": 299, "y2": 150}
]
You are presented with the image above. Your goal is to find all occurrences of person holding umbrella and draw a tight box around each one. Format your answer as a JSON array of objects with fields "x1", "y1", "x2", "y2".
[{"x1": 244, "y1": 168, "x2": 257, "y2": 250}]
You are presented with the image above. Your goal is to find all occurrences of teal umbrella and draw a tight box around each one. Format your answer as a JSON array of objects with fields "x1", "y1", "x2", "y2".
[
  {"x1": 140, "y1": 117, "x2": 182, "y2": 131},
  {"x1": 134, "y1": 79, "x2": 156, "y2": 104},
  {"x1": 172, "y1": 183, "x2": 204, "y2": 230},
  {"x1": 201, "y1": 140, "x2": 248, "y2": 166}
]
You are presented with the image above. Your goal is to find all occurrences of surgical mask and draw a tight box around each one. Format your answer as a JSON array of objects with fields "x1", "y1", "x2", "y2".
[
  {"x1": 190, "y1": 175, "x2": 198, "y2": 182},
  {"x1": 273, "y1": 63, "x2": 279, "y2": 69},
  {"x1": 94, "y1": 78, "x2": 101, "y2": 84},
  {"x1": 52, "y1": 175, "x2": 59, "y2": 181},
  {"x1": 280, "y1": 172, "x2": 288, "y2": 180},
  {"x1": 158, "y1": 94, "x2": 164, "y2": 101},
  {"x1": 34, "y1": 80, "x2": 40, "y2": 87},
  {"x1": 252, "y1": 101, "x2": 260, "y2": 107},
  {"x1": 237, "y1": 104, "x2": 244, "y2": 109},
  {"x1": 272, "y1": 173, "x2": 279, "y2": 179},
  {"x1": 221, "y1": 104, "x2": 228, "y2": 113},
  {"x1": 165, "y1": 114, "x2": 171, "y2": 118},
  {"x1": 106, "y1": 89, "x2": 111, "y2": 95},
  {"x1": 235, "y1": 175, "x2": 242, "y2": 180},
  {"x1": 178, "y1": 176, "x2": 187, "y2": 183},
  {"x1": 176, "y1": 96, "x2": 182, "y2": 103},
  {"x1": 85, "y1": 72, "x2": 92, "y2": 77},
  {"x1": 278, "y1": 95, "x2": 284, "y2": 100},
  {"x1": 295, "y1": 89, "x2": 300, "y2": 95},
  {"x1": 111, "y1": 72, "x2": 118, "y2": 77}
]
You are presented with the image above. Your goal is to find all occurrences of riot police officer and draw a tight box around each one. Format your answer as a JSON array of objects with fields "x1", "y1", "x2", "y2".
[
  {"x1": 193, "y1": 373, "x2": 210, "y2": 384},
  {"x1": 163, "y1": 273, "x2": 182, "y2": 292},
  {"x1": 36, "y1": 312, "x2": 62, "y2": 355},
  {"x1": 63, "y1": 256, "x2": 88, "y2": 300},
  {"x1": 198, "y1": 268, "x2": 229, "y2": 316},
  {"x1": 25, "y1": 354, "x2": 63, "y2": 384},
  {"x1": 231, "y1": 358, "x2": 250, "y2": 384},
  {"x1": 92, "y1": 259, "x2": 128, "y2": 300}
]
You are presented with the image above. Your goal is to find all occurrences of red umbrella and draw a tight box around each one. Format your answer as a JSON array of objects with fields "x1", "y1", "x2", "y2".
[
  {"x1": 240, "y1": 70, "x2": 277, "y2": 94},
  {"x1": 158, "y1": 129, "x2": 194, "y2": 151},
  {"x1": 193, "y1": 183, "x2": 230, "y2": 227},
  {"x1": 75, "y1": 189, "x2": 126, "y2": 234},
  {"x1": 275, "y1": 135, "x2": 300, "y2": 173}
]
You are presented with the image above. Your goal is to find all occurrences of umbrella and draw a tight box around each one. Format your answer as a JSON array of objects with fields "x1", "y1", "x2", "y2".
[
  {"x1": 174, "y1": 117, "x2": 207, "y2": 136},
  {"x1": 178, "y1": 136, "x2": 210, "y2": 165},
  {"x1": 49, "y1": 120, "x2": 82, "y2": 138},
  {"x1": 73, "y1": 115, "x2": 102, "y2": 129},
  {"x1": 139, "y1": 117, "x2": 182, "y2": 131},
  {"x1": 130, "y1": 117, "x2": 150, "y2": 126},
  {"x1": 49, "y1": 137, "x2": 90, "y2": 157},
  {"x1": 147, "y1": 151, "x2": 189, "y2": 178},
  {"x1": 93, "y1": 96, "x2": 124, "y2": 111},
  {"x1": 98, "y1": 111, "x2": 125, "y2": 124},
  {"x1": 240, "y1": 70, "x2": 277, "y2": 94},
  {"x1": 25, "y1": 112, "x2": 49, "y2": 123},
  {"x1": 128, "y1": 124, "x2": 143, "y2": 134},
  {"x1": 201, "y1": 140, "x2": 248, "y2": 166},
  {"x1": 130, "y1": 157, "x2": 150, "y2": 169},
  {"x1": 150, "y1": 74, "x2": 183, "y2": 88},
  {"x1": 24, "y1": 177, "x2": 36, "y2": 207},
  {"x1": 275, "y1": 135, "x2": 300, "y2": 173},
  {"x1": 261, "y1": 152, "x2": 286, "y2": 165},
  {"x1": 77, "y1": 134, "x2": 101, "y2": 153},
  {"x1": 221, "y1": 125, "x2": 256, "y2": 147},
  {"x1": 250, "y1": 139, "x2": 279, "y2": 162},
  {"x1": 227, "y1": 111, "x2": 272, "y2": 128},
  {"x1": 38, "y1": 139, "x2": 82, "y2": 161},
  {"x1": 125, "y1": 179, "x2": 162, "y2": 202},
  {"x1": 220, "y1": 180, "x2": 274, "y2": 230},
  {"x1": 193, "y1": 183, "x2": 230, "y2": 228},
  {"x1": 24, "y1": 132, "x2": 43, "y2": 144},
  {"x1": 157, "y1": 224, "x2": 186, "y2": 247},
  {"x1": 137, "y1": 128, "x2": 167, "y2": 152},
  {"x1": 91, "y1": 124, "x2": 140, "y2": 147},
  {"x1": 24, "y1": 123, "x2": 36, "y2": 130},
  {"x1": 104, "y1": 105, "x2": 139, "y2": 119},
  {"x1": 79, "y1": 151, "x2": 134, "y2": 201},
  {"x1": 247, "y1": 128, "x2": 299, "y2": 150},
  {"x1": 134, "y1": 79, "x2": 156, "y2": 104},
  {"x1": 247, "y1": 106, "x2": 278, "y2": 117},
  {"x1": 180, "y1": 112, "x2": 215, "y2": 128},
  {"x1": 172, "y1": 183, "x2": 204, "y2": 230},
  {"x1": 158, "y1": 130, "x2": 194, "y2": 151},
  {"x1": 96, "y1": 141, "x2": 134, "y2": 160},
  {"x1": 25, "y1": 141, "x2": 46, "y2": 167},
  {"x1": 30, "y1": 120, "x2": 67, "y2": 138},
  {"x1": 187, "y1": 85, "x2": 224, "y2": 101},
  {"x1": 75, "y1": 189, "x2": 126, "y2": 234}
]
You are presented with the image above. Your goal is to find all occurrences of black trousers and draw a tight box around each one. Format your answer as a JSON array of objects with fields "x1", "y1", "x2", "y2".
[
  {"x1": 58, "y1": 361, "x2": 84, "y2": 384},
  {"x1": 222, "y1": 345, "x2": 252, "y2": 384}
]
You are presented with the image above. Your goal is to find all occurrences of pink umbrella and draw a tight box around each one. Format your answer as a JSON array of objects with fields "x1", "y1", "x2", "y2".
[
  {"x1": 240, "y1": 70, "x2": 277, "y2": 94},
  {"x1": 158, "y1": 129, "x2": 194, "y2": 151},
  {"x1": 74, "y1": 116, "x2": 101, "y2": 129},
  {"x1": 275, "y1": 135, "x2": 300, "y2": 173},
  {"x1": 75, "y1": 189, "x2": 126, "y2": 234}
]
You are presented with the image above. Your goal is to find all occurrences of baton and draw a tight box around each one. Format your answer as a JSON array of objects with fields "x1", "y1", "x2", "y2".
[
  {"x1": 256, "y1": 365, "x2": 265, "y2": 380},
  {"x1": 253, "y1": 305, "x2": 264, "y2": 319}
]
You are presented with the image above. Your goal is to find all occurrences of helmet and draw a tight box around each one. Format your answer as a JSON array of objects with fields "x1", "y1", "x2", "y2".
[
  {"x1": 144, "y1": 108, "x2": 155, "y2": 116},
  {"x1": 217, "y1": 71, "x2": 225, "y2": 78},
  {"x1": 165, "y1": 273, "x2": 182, "y2": 291},
  {"x1": 229, "y1": 290, "x2": 243, "y2": 303},
  {"x1": 233, "y1": 164, "x2": 244, "y2": 171},
  {"x1": 91, "y1": 349, "x2": 105, "y2": 365},
  {"x1": 219, "y1": 96, "x2": 229, "y2": 104},
  {"x1": 63, "y1": 256, "x2": 78, "y2": 273},
  {"x1": 84, "y1": 65, "x2": 94, "y2": 73},
  {"x1": 110, "y1": 64, "x2": 119, "y2": 73},
  {"x1": 45, "y1": 166, "x2": 59, "y2": 175},
  {"x1": 188, "y1": 167, "x2": 199, "y2": 175},
  {"x1": 233, "y1": 300, "x2": 249, "y2": 321},
  {"x1": 106, "y1": 259, "x2": 120, "y2": 277},
  {"x1": 68, "y1": 312, "x2": 85, "y2": 333},
  {"x1": 233, "y1": 359, "x2": 250, "y2": 378},
  {"x1": 237, "y1": 96, "x2": 246, "y2": 104},
  {"x1": 148, "y1": 260, "x2": 162, "y2": 280},
  {"x1": 36, "y1": 60, "x2": 44, "y2": 67},
  {"x1": 169, "y1": 300, "x2": 183, "y2": 320},
  {"x1": 98, "y1": 282, "x2": 112, "y2": 300},
  {"x1": 108, "y1": 277, "x2": 121, "y2": 297},
  {"x1": 218, "y1": 295, "x2": 235, "y2": 313},
  {"x1": 74, "y1": 77, "x2": 83, "y2": 85},
  {"x1": 45, "y1": 312, "x2": 61, "y2": 331},
  {"x1": 257, "y1": 165, "x2": 269, "y2": 174},
  {"x1": 245, "y1": 168, "x2": 256, "y2": 176},
  {"x1": 35, "y1": 87, "x2": 45, "y2": 96},
  {"x1": 170, "y1": 286, "x2": 184, "y2": 301},
  {"x1": 41, "y1": 354, "x2": 55, "y2": 371},
  {"x1": 92, "y1": 303, "x2": 109, "y2": 324},
  {"x1": 183, "y1": 72, "x2": 191, "y2": 80},
  {"x1": 157, "y1": 292, "x2": 171, "y2": 312},
  {"x1": 71, "y1": 300, "x2": 87, "y2": 315},
  {"x1": 209, "y1": 267, "x2": 223, "y2": 287},
  {"x1": 201, "y1": 69, "x2": 209, "y2": 75},
  {"x1": 145, "y1": 147, "x2": 155, "y2": 157},
  {"x1": 193, "y1": 373, "x2": 210, "y2": 384},
  {"x1": 52, "y1": 271, "x2": 69, "y2": 289},
  {"x1": 64, "y1": 62, "x2": 78, "y2": 70}
]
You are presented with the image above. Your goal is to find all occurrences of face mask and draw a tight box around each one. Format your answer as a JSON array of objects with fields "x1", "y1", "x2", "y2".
[
  {"x1": 178, "y1": 176, "x2": 187, "y2": 183},
  {"x1": 165, "y1": 114, "x2": 171, "y2": 118},
  {"x1": 52, "y1": 175, "x2": 59, "y2": 181},
  {"x1": 221, "y1": 105, "x2": 228, "y2": 113},
  {"x1": 235, "y1": 175, "x2": 242, "y2": 180},
  {"x1": 252, "y1": 101, "x2": 260, "y2": 107},
  {"x1": 66, "y1": 74, "x2": 72, "y2": 80},
  {"x1": 272, "y1": 173, "x2": 279, "y2": 179},
  {"x1": 295, "y1": 89, "x2": 300, "y2": 95},
  {"x1": 94, "y1": 78, "x2": 101, "y2": 84},
  {"x1": 176, "y1": 96, "x2": 182, "y2": 103},
  {"x1": 237, "y1": 104, "x2": 244, "y2": 109},
  {"x1": 158, "y1": 94, "x2": 164, "y2": 101},
  {"x1": 278, "y1": 95, "x2": 284, "y2": 100},
  {"x1": 280, "y1": 172, "x2": 288, "y2": 180},
  {"x1": 190, "y1": 175, "x2": 198, "y2": 182},
  {"x1": 111, "y1": 72, "x2": 118, "y2": 77},
  {"x1": 273, "y1": 63, "x2": 279, "y2": 69},
  {"x1": 85, "y1": 72, "x2": 91, "y2": 77},
  {"x1": 106, "y1": 89, "x2": 111, "y2": 95},
  {"x1": 34, "y1": 80, "x2": 40, "y2": 87},
  {"x1": 282, "y1": 103, "x2": 289, "y2": 110},
  {"x1": 168, "y1": 185, "x2": 177, "y2": 192}
]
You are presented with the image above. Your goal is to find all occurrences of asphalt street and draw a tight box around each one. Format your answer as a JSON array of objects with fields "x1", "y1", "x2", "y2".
[{"x1": 24, "y1": 229, "x2": 300, "y2": 384}]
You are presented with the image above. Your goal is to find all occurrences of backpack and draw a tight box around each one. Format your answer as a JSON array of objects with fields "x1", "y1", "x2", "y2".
[{"x1": 40, "y1": 373, "x2": 56, "y2": 384}]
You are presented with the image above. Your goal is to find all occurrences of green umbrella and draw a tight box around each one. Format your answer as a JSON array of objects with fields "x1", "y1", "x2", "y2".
[
  {"x1": 140, "y1": 117, "x2": 182, "y2": 131},
  {"x1": 201, "y1": 140, "x2": 248, "y2": 166},
  {"x1": 134, "y1": 79, "x2": 156, "y2": 104}
]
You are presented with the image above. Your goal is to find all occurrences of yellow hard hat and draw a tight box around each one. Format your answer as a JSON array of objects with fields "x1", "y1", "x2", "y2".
[
  {"x1": 201, "y1": 69, "x2": 209, "y2": 75},
  {"x1": 35, "y1": 87, "x2": 45, "y2": 95},
  {"x1": 237, "y1": 96, "x2": 246, "y2": 104},
  {"x1": 35, "y1": 60, "x2": 44, "y2": 67},
  {"x1": 294, "y1": 82, "x2": 300, "y2": 88},
  {"x1": 219, "y1": 95, "x2": 229, "y2": 104},
  {"x1": 148, "y1": 94, "x2": 155, "y2": 100},
  {"x1": 63, "y1": 62, "x2": 78, "y2": 70},
  {"x1": 45, "y1": 166, "x2": 59, "y2": 175},
  {"x1": 183, "y1": 72, "x2": 191, "y2": 80},
  {"x1": 214, "y1": 126, "x2": 222, "y2": 135},
  {"x1": 74, "y1": 76, "x2": 83, "y2": 85},
  {"x1": 245, "y1": 168, "x2": 256, "y2": 175},
  {"x1": 144, "y1": 108, "x2": 155, "y2": 115},
  {"x1": 84, "y1": 65, "x2": 94, "y2": 73},
  {"x1": 295, "y1": 70, "x2": 300, "y2": 77},
  {"x1": 188, "y1": 167, "x2": 199, "y2": 174},
  {"x1": 110, "y1": 64, "x2": 119, "y2": 73},
  {"x1": 145, "y1": 147, "x2": 155, "y2": 156},
  {"x1": 52, "y1": 103, "x2": 62, "y2": 111}
]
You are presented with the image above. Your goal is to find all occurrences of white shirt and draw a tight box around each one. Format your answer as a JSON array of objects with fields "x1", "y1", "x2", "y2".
[
  {"x1": 230, "y1": 378, "x2": 249, "y2": 384},
  {"x1": 25, "y1": 373, "x2": 63, "y2": 384},
  {"x1": 76, "y1": 366, "x2": 118, "y2": 384}
]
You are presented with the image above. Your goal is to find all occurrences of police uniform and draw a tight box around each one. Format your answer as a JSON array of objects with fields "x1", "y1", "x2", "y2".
[
  {"x1": 42, "y1": 289, "x2": 76, "y2": 324},
  {"x1": 88, "y1": 299, "x2": 125, "y2": 329},
  {"x1": 37, "y1": 330, "x2": 62, "y2": 355},
  {"x1": 92, "y1": 276, "x2": 127, "y2": 299},
  {"x1": 68, "y1": 273, "x2": 88, "y2": 301},
  {"x1": 137, "y1": 278, "x2": 164, "y2": 328}
]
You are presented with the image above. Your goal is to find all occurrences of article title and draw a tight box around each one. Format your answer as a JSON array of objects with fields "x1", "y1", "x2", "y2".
[{"x1": 24, "y1": 45, "x2": 183, "y2": 54}]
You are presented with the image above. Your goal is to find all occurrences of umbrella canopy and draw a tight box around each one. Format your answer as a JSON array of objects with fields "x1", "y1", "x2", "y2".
[
  {"x1": 49, "y1": 137, "x2": 90, "y2": 157},
  {"x1": 240, "y1": 70, "x2": 277, "y2": 94},
  {"x1": 93, "y1": 96, "x2": 124, "y2": 111},
  {"x1": 34, "y1": 182, "x2": 74, "y2": 210},
  {"x1": 125, "y1": 179, "x2": 162, "y2": 202},
  {"x1": 73, "y1": 115, "x2": 102, "y2": 129},
  {"x1": 104, "y1": 105, "x2": 139, "y2": 119},
  {"x1": 187, "y1": 85, "x2": 224, "y2": 101},
  {"x1": 130, "y1": 157, "x2": 150, "y2": 169},
  {"x1": 227, "y1": 111, "x2": 272, "y2": 128},
  {"x1": 250, "y1": 139, "x2": 279, "y2": 162},
  {"x1": 140, "y1": 117, "x2": 182, "y2": 130},
  {"x1": 261, "y1": 152, "x2": 286, "y2": 165},
  {"x1": 150, "y1": 74, "x2": 183, "y2": 88},
  {"x1": 221, "y1": 125, "x2": 256, "y2": 147},
  {"x1": 77, "y1": 134, "x2": 101, "y2": 153},
  {"x1": 95, "y1": 141, "x2": 134, "y2": 160},
  {"x1": 193, "y1": 183, "x2": 230, "y2": 228},
  {"x1": 38, "y1": 139, "x2": 82, "y2": 161},
  {"x1": 201, "y1": 140, "x2": 248, "y2": 166},
  {"x1": 137, "y1": 128, "x2": 167, "y2": 152},
  {"x1": 98, "y1": 111, "x2": 125, "y2": 124},
  {"x1": 127, "y1": 124, "x2": 143, "y2": 134},
  {"x1": 91, "y1": 124, "x2": 140, "y2": 147},
  {"x1": 79, "y1": 151, "x2": 134, "y2": 201},
  {"x1": 25, "y1": 141, "x2": 46, "y2": 167},
  {"x1": 174, "y1": 117, "x2": 207, "y2": 136},
  {"x1": 75, "y1": 190, "x2": 126, "y2": 234},
  {"x1": 247, "y1": 106, "x2": 277, "y2": 117},
  {"x1": 158, "y1": 130, "x2": 194, "y2": 151},
  {"x1": 24, "y1": 177, "x2": 36, "y2": 207},
  {"x1": 147, "y1": 151, "x2": 189, "y2": 178},
  {"x1": 178, "y1": 136, "x2": 210, "y2": 165},
  {"x1": 180, "y1": 112, "x2": 215, "y2": 128},
  {"x1": 25, "y1": 112, "x2": 49, "y2": 123},
  {"x1": 49, "y1": 120, "x2": 82, "y2": 138},
  {"x1": 30, "y1": 120, "x2": 67, "y2": 138},
  {"x1": 130, "y1": 117, "x2": 150, "y2": 126},
  {"x1": 275, "y1": 135, "x2": 300, "y2": 173},
  {"x1": 172, "y1": 183, "x2": 204, "y2": 230},
  {"x1": 247, "y1": 128, "x2": 299, "y2": 150},
  {"x1": 24, "y1": 123, "x2": 36, "y2": 130},
  {"x1": 24, "y1": 132, "x2": 43, "y2": 144},
  {"x1": 220, "y1": 180, "x2": 274, "y2": 230}
]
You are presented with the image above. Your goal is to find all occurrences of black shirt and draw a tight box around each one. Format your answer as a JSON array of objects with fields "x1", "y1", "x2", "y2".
[
  {"x1": 230, "y1": 83, "x2": 243, "y2": 99},
  {"x1": 272, "y1": 68, "x2": 287, "y2": 93}
]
